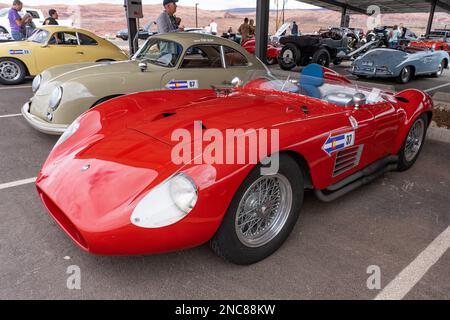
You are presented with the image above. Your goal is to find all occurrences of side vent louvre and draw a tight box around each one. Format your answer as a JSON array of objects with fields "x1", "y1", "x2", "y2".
[{"x1": 333, "y1": 145, "x2": 364, "y2": 177}]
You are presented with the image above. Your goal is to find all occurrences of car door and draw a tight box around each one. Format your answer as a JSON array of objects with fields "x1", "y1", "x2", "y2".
[
  {"x1": 35, "y1": 31, "x2": 86, "y2": 72},
  {"x1": 412, "y1": 50, "x2": 437, "y2": 74},
  {"x1": 161, "y1": 44, "x2": 237, "y2": 90}
]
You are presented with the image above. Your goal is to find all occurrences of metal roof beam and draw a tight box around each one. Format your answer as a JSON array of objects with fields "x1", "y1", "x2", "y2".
[{"x1": 311, "y1": 0, "x2": 368, "y2": 15}]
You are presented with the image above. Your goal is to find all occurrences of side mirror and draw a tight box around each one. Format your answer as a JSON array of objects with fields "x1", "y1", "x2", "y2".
[
  {"x1": 231, "y1": 77, "x2": 242, "y2": 88},
  {"x1": 139, "y1": 61, "x2": 148, "y2": 72},
  {"x1": 353, "y1": 93, "x2": 367, "y2": 109},
  {"x1": 431, "y1": 44, "x2": 436, "y2": 51}
]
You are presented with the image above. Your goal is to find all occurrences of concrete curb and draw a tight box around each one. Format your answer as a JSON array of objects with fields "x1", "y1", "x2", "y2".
[{"x1": 427, "y1": 126, "x2": 450, "y2": 144}]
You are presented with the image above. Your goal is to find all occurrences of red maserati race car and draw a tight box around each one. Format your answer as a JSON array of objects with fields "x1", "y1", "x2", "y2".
[{"x1": 36, "y1": 65, "x2": 433, "y2": 265}]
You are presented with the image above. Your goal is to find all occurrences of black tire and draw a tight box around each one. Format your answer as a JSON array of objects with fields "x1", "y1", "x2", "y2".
[
  {"x1": 333, "y1": 58, "x2": 342, "y2": 66},
  {"x1": 312, "y1": 48, "x2": 331, "y2": 67},
  {"x1": 278, "y1": 43, "x2": 301, "y2": 71},
  {"x1": 397, "y1": 66, "x2": 412, "y2": 84},
  {"x1": 0, "y1": 58, "x2": 27, "y2": 85},
  {"x1": 210, "y1": 154, "x2": 304, "y2": 265},
  {"x1": 91, "y1": 95, "x2": 123, "y2": 108},
  {"x1": 0, "y1": 26, "x2": 7, "y2": 34},
  {"x1": 397, "y1": 114, "x2": 428, "y2": 171},
  {"x1": 432, "y1": 60, "x2": 445, "y2": 78}
]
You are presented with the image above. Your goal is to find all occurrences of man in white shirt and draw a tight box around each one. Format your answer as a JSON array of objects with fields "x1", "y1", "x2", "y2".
[{"x1": 210, "y1": 19, "x2": 218, "y2": 35}]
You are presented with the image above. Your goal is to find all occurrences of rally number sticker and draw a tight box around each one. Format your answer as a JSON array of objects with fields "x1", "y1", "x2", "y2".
[
  {"x1": 166, "y1": 80, "x2": 199, "y2": 90},
  {"x1": 322, "y1": 131, "x2": 355, "y2": 155}
]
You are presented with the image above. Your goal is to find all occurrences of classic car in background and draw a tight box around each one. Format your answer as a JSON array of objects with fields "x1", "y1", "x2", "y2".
[
  {"x1": 241, "y1": 38, "x2": 281, "y2": 65},
  {"x1": 36, "y1": 64, "x2": 433, "y2": 264},
  {"x1": 22, "y1": 33, "x2": 268, "y2": 135},
  {"x1": 410, "y1": 29, "x2": 450, "y2": 52},
  {"x1": 116, "y1": 21, "x2": 157, "y2": 41},
  {"x1": 351, "y1": 47, "x2": 449, "y2": 83},
  {"x1": 278, "y1": 27, "x2": 357, "y2": 70},
  {"x1": 0, "y1": 26, "x2": 128, "y2": 85}
]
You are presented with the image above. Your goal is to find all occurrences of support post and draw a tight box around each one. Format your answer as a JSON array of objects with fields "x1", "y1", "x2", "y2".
[
  {"x1": 340, "y1": 5, "x2": 348, "y2": 27},
  {"x1": 255, "y1": 0, "x2": 270, "y2": 64}
]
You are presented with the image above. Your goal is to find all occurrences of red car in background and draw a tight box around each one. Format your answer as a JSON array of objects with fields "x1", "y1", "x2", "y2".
[
  {"x1": 410, "y1": 29, "x2": 450, "y2": 52},
  {"x1": 241, "y1": 38, "x2": 281, "y2": 65},
  {"x1": 36, "y1": 65, "x2": 433, "y2": 265}
]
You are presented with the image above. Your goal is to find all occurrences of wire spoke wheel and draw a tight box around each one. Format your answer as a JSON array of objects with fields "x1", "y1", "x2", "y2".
[
  {"x1": 0, "y1": 60, "x2": 21, "y2": 81},
  {"x1": 235, "y1": 174, "x2": 292, "y2": 248},
  {"x1": 404, "y1": 118, "x2": 425, "y2": 162}
]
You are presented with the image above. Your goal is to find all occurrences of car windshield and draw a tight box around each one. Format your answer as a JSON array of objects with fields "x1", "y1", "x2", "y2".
[
  {"x1": 133, "y1": 38, "x2": 183, "y2": 68},
  {"x1": 27, "y1": 29, "x2": 49, "y2": 44},
  {"x1": 238, "y1": 69, "x2": 390, "y2": 107}
]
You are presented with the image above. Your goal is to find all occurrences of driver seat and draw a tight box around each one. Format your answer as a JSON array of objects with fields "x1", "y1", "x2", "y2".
[{"x1": 299, "y1": 63, "x2": 324, "y2": 99}]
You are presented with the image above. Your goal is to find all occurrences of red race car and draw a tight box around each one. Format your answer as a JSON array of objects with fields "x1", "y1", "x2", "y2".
[
  {"x1": 241, "y1": 38, "x2": 281, "y2": 65},
  {"x1": 410, "y1": 29, "x2": 450, "y2": 52},
  {"x1": 36, "y1": 65, "x2": 433, "y2": 265}
]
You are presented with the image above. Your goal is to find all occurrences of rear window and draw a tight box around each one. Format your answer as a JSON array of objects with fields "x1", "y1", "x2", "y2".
[
  {"x1": 78, "y1": 33, "x2": 98, "y2": 45},
  {"x1": 223, "y1": 46, "x2": 249, "y2": 67}
]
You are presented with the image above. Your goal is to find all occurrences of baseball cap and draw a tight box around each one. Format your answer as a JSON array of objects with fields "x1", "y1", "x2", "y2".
[{"x1": 163, "y1": 0, "x2": 178, "y2": 5}]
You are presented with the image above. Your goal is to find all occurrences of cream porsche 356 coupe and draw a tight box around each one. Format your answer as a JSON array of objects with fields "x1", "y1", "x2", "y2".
[
  {"x1": 0, "y1": 26, "x2": 128, "y2": 85},
  {"x1": 22, "y1": 32, "x2": 268, "y2": 135}
]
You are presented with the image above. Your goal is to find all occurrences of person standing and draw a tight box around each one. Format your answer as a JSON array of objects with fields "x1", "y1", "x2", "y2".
[
  {"x1": 209, "y1": 19, "x2": 218, "y2": 36},
  {"x1": 388, "y1": 25, "x2": 400, "y2": 48},
  {"x1": 156, "y1": 0, "x2": 183, "y2": 33},
  {"x1": 291, "y1": 21, "x2": 298, "y2": 36},
  {"x1": 8, "y1": 0, "x2": 31, "y2": 41},
  {"x1": 249, "y1": 19, "x2": 256, "y2": 38},
  {"x1": 238, "y1": 17, "x2": 250, "y2": 43},
  {"x1": 44, "y1": 9, "x2": 59, "y2": 25}
]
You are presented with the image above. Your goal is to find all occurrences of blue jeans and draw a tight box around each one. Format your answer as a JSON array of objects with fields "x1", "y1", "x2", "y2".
[{"x1": 11, "y1": 31, "x2": 24, "y2": 41}]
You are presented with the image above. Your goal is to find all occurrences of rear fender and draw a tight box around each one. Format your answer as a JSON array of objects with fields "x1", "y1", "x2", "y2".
[{"x1": 393, "y1": 89, "x2": 433, "y2": 153}]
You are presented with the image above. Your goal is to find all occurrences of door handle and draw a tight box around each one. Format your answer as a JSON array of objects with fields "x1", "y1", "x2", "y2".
[{"x1": 76, "y1": 51, "x2": 84, "y2": 55}]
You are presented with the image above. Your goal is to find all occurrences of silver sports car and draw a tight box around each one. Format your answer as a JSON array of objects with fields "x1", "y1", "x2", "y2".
[{"x1": 351, "y1": 47, "x2": 449, "y2": 83}]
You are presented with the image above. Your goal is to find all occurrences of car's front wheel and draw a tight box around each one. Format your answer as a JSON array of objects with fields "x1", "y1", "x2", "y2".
[
  {"x1": 210, "y1": 155, "x2": 304, "y2": 265},
  {"x1": 0, "y1": 58, "x2": 27, "y2": 85},
  {"x1": 397, "y1": 114, "x2": 428, "y2": 171},
  {"x1": 278, "y1": 44, "x2": 300, "y2": 70}
]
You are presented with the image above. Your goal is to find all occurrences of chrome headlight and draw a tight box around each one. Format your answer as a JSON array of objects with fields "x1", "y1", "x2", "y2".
[
  {"x1": 49, "y1": 86, "x2": 63, "y2": 110},
  {"x1": 32, "y1": 74, "x2": 42, "y2": 92},
  {"x1": 131, "y1": 173, "x2": 198, "y2": 229},
  {"x1": 54, "y1": 118, "x2": 80, "y2": 148}
]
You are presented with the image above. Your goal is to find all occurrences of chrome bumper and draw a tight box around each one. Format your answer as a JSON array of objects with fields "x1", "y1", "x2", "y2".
[{"x1": 21, "y1": 101, "x2": 67, "y2": 135}]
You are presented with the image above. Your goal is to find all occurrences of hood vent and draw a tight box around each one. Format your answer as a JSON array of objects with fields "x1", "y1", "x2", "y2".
[{"x1": 333, "y1": 145, "x2": 364, "y2": 177}]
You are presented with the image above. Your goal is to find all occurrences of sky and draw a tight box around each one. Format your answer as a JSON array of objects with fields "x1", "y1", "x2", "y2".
[{"x1": 20, "y1": 0, "x2": 319, "y2": 11}]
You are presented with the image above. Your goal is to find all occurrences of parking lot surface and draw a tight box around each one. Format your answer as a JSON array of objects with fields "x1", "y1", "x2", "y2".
[{"x1": 0, "y1": 64, "x2": 449, "y2": 299}]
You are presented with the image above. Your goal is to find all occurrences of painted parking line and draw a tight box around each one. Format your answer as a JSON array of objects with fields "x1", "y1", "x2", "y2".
[
  {"x1": 375, "y1": 225, "x2": 450, "y2": 300},
  {"x1": 0, "y1": 85, "x2": 31, "y2": 90},
  {"x1": 424, "y1": 83, "x2": 450, "y2": 93},
  {"x1": 0, "y1": 113, "x2": 22, "y2": 119},
  {"x1": 0, "y1": 177, "x2": 37, "y2": 191}
]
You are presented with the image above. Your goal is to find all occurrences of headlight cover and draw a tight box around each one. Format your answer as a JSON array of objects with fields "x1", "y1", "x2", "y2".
[
  {"x1": 54, "y1": 118, "x2": 80, "y2": 148},
  {"x1": 32, "y1": 74, "x2": 41, "y2": 92},
  {"x1": 131, "y1": 173, "x2": 198, "y2": 229},
  {"x1": 49, "y1": 86, "x2": 63, "y2": 110}
]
